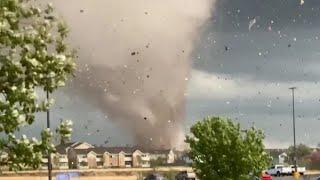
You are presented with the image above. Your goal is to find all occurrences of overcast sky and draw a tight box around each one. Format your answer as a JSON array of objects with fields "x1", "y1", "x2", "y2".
[
  {"x1": 21, "y1": 0, "x2": 320, "y2": 148},
  {"x1": 187, "y1": 0, "x2": 320, "y2": 148}
]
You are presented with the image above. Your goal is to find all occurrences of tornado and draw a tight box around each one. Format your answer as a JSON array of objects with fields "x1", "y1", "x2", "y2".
[{"x1": 50, "y1": 0, "x2": 215, "y2": 148}]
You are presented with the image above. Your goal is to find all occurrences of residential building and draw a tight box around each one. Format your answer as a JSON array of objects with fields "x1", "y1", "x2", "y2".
[
  {"x1": 51, "y1": 142, "x2": 151, "y2": 169},
  {"x1": 265, "y1": 149, "x2": 288, "y2": 165},
  {"x1": 278, "y1": 152, "x2": 287, "y2": 164},
  {"x1": 149, "y1": 149, "x2": 176, "y2": 164}
]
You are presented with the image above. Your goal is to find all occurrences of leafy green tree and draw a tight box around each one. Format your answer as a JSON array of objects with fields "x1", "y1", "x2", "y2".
[
  {"x1": 186, "y1": 117, "x2": 270, "y2": 180},
  {"x1": 0, "y1": 0, "x2": 75, "y2": 170},
  {"x1": 286, "y1": 144, "x2": 311, "y2": 165}
]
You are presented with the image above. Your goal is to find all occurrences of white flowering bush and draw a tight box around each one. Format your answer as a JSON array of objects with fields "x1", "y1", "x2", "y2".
[
  {"x1": 56, "y1": 119, "x2": 73, "y2": 144},
  {"x1": 0, "y1": 0, "x2": 75, "y2": 170}
]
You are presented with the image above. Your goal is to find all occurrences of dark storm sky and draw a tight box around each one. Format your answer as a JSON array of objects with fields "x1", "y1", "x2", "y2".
[
  {"x1": 21, "y1": 0, "x2": 320, "y2": 148},
  {"x1": 187, "y1": 0, "x2": 320, "y2": 148}
]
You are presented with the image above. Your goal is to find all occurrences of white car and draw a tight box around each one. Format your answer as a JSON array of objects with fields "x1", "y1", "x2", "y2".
[
  {"x1": 266, "y1": 165, "x2": 291, "y2": 176},
  {"x1": 290, "y1": 165, "x2": 306, "y2": 175}
]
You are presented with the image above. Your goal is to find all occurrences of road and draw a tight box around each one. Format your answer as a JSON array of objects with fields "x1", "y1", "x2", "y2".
[{"x1": 274, "y1": 175, "x2": 319, "y2": 180}]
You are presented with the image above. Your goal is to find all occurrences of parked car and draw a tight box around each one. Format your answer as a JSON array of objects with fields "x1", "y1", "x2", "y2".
[
  {"x1": 144, "y1": 173, "x2": 165, "y2": 180},
  {"x1": 266, "y1": 165, "x2": 291, "y2": 176},
  {"x1": 261, "y1": 174, "x2": 272, "y2": 180},
  {"x1": 290, "y1": 165, "x2": 306, "y2": 175},
  {"x1": 175, "y1": 171, "x2": 196, "y2": 180}
]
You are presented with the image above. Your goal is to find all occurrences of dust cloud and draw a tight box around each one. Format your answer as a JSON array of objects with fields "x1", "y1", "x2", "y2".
[{"x1": 50, "y1": 0, "x2": 215, "y2": 148}]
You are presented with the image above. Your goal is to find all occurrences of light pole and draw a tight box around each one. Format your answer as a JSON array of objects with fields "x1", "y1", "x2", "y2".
[
  {"x1": 289, "y1": 87, "x2": 297, "y2": 173},
  {"x1": 47, "y1": 90, "x2": 52, "y2": 180}
]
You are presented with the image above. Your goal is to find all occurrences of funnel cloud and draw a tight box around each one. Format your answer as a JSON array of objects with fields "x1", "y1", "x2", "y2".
[{"x1": 50, "y1": 0, "x2": 215, "y2": 148}]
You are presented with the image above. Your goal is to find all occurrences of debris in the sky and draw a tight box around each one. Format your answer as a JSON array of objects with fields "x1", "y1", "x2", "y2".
[
  {"x1": 80, "y1": 9, "x2": 84, "y2": 13},
  {"x1": 248, "y1": 17, "x2": 256, "y2": 31},
  {"x1": 146, "y1": 75, "x2": 150, "y2": 78},
  {"x1": 144, "y1": 117, "x2": 147, "y2": 120},
  {"x1": 146, "y1": 43, "x2": 150, "y2": 48},
  {"x1": 288, "y1": 44, "x2": 291, "y2": 48},
  {"x1": 224, "y1": 46, "x2": 230, "y2": 51},
  {"x1": 300, "y1": 0, "x2": 304, "y2": 5},
  {"x1": 131, "y1": 52, "x2": 136, "y2": 56},
  {"x1": 145, "y1": 12, "x2": 148, "y2": 15}
]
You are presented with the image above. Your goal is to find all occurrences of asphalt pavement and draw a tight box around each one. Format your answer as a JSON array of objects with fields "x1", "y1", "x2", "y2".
[{"x1": 273, "y1": 175, "x2": 319, "y2": 180}]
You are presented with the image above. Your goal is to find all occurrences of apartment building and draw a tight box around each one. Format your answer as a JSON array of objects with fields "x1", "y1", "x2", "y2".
[
  {"x1": 149, "y1": 149, "x2": 176, "y2": 164},
  {"x1": 52, "y1": 142, "x2": 151, "y2": 169}
]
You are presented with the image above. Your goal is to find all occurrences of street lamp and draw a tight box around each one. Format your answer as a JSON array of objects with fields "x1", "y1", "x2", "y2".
[{"x1": 289, "y1": 87, "x2": 297, "y2": 173}]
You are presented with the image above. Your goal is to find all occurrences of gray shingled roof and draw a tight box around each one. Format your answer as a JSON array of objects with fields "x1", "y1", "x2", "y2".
[{"x1": 55, "y1": 142, "x2": 155, "y2": 155}]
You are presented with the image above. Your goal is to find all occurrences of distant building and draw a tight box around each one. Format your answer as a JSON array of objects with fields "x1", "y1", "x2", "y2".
[
  {"x1": 0, "y1": 141, "x2": 184, "y2": 170},
  {"x1": 265, "y1": 149, "x2": 288, "y2": 165},
  {"x1": 149, "y1": 149, "x2": 176, "y2": 164},
  {"x1": 48, "y1": 142, "x2": 151, "y2": 169},
  {"x1": 278, "y1": 152, "x2": 287, "y2": 164}
]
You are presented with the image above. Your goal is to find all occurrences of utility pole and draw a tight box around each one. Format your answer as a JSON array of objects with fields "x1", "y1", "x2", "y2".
[
  {"x1": 47, "y1": 90, "x2": 52, "y2": 180},
  {"x1": 289, "y1": 87, "x2": 297, "y2": 173}
]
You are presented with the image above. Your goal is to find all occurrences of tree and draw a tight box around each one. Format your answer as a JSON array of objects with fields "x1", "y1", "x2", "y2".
[
  {"x1": 186, "y1": 117, "x2": 270, "y2": 180},
  {"x1": 0, "y1": 0, "x2": 75, "y2": 170},
  {"x1": 286, "y1": 144, "x2": 311, "y2": 165},
  {"x1": 150, "y1": 157, "x2": 166, "y2": 167},
  {"x1": 56, "y1": 119, "x2": 73, "y2": 144}
]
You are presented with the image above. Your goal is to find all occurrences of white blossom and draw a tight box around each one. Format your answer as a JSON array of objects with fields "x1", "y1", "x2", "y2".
[
  {"x1": 28, "y1": 58, "x2": 39, "y2": 67},
  {"x1": 17, "y1": 114, "x2": 26, "y2": 124},
  {"x1": 12, "y1": 109, "x2": 19, "y2": 117}
]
